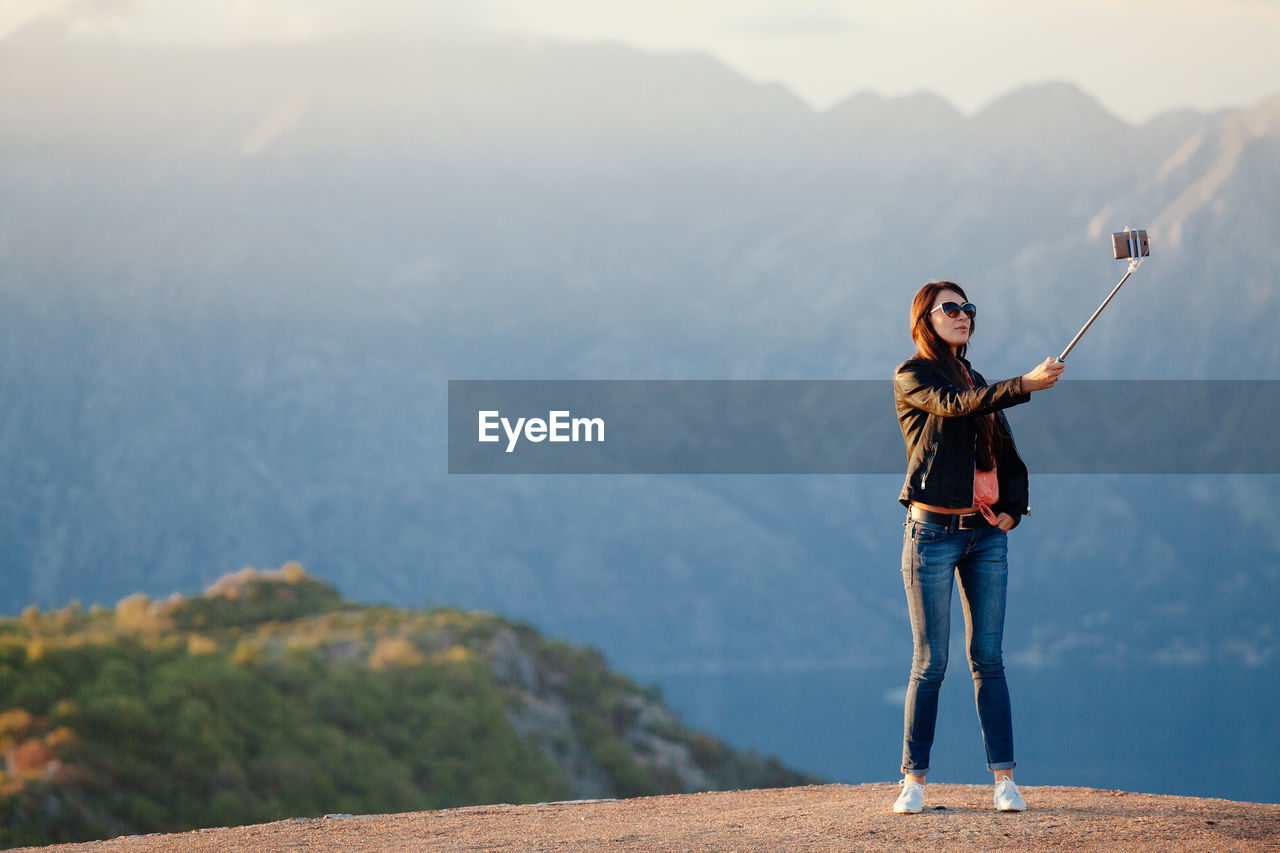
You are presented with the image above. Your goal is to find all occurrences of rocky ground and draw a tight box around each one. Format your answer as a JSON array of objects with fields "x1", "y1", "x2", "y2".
[{"x1": 16, "y1": 783, "x2": 1280, "y2": 852}]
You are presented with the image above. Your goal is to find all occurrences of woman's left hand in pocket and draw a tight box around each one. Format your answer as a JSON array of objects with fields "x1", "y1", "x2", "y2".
[{"x1": 996, "y1": 513, "x2": 1015, "y2": 532}]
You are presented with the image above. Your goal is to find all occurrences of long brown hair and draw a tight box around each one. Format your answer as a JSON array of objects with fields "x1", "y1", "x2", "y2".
[{"x1": 909, "y1": 280, "x2": 997, "y2": 470}]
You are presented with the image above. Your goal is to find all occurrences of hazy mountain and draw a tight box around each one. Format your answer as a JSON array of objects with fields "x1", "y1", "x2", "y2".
[{"x1": 1, "y1": 28, "x2": 1277, "y2": 692}]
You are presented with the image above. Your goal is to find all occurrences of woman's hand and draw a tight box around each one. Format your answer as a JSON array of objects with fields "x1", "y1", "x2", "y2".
[
  {"x1": 1021, "y1": 357, "x2": 1065, "y2": 392},
  {"x1": 996, "y1": 513, "x2": 1016, "y2": 532}
]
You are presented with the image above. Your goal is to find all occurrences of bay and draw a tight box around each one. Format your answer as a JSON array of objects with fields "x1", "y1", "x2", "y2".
[{"x1": 644, "y1": 661, "x2": 1280, "y2": 804}]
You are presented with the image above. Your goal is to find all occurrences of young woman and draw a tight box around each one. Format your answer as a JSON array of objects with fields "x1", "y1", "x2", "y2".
[{"x1": 891, "y1": 281, "x2": 1064, "y2": 814}]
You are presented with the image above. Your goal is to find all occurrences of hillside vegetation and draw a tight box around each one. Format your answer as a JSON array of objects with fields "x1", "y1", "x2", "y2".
[{"x1": 0, "y1": 565, "x2": 814, "y2": 847}]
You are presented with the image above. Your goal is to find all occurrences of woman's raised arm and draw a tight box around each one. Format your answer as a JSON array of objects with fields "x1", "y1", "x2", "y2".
[{"x1": 894, "y1": 361, "x2": 1032, "y2": 418}]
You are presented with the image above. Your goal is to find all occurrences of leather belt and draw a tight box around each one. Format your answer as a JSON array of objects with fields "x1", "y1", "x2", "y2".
[{"x1": 909, "y1": 504, "x2": 991, "y2": 530}]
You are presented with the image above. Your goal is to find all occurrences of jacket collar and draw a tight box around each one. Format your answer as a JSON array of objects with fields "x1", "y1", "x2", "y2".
[{"x1": 903, "y1": 352, "x2": 972, "y2": 369}]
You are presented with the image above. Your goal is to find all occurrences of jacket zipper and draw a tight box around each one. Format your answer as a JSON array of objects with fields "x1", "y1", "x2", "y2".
[{"x1": 920, "y1": 439, "x2": 939, "y2": 489}]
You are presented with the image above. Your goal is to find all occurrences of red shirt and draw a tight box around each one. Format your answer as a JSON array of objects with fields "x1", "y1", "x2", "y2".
[{"x1": 964, "y1": 367, "x2": 1000, "y2": 524}]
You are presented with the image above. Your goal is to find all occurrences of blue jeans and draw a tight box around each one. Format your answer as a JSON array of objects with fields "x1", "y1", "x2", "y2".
[{"x1": 900, "y1": 513, "x2": 1016, "y2": 776}]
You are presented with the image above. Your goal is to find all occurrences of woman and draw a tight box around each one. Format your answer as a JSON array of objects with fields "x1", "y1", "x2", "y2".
[{"x1": 891, "y1": 280, "x2": 1063, "y2": 814}]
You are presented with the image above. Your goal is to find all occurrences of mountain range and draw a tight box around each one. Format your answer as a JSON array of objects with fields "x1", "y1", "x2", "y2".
[{"x1": 1, "y1": 27, "x2": 1278, "y2": 796}]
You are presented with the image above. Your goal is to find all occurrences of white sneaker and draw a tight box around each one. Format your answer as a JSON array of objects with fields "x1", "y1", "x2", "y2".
[
  {"x1": 892, "y1": 778, "x2": 924, "y2": 814},
  {"x1": 994, "y1": 778, "x2": 1026, "y2": 811}
]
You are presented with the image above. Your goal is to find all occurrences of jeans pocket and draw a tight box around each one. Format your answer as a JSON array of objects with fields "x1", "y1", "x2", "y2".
[{"x1": 910, "y1": 520, "x2": 947, "y2": 543}]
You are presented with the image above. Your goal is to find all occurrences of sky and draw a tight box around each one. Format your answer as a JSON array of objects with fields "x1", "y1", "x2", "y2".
[{"x1": 3, "y1": 0, "x2": 1279, "y2": 123}]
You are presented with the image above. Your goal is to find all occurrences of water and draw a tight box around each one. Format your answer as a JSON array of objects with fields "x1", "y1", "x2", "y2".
[{"x1": 644, "y1": 662, "x2": 1280, "y2": 803}]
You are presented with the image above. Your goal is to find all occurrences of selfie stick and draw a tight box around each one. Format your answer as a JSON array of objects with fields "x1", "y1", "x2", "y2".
[{"x1": 1057, "y1": 228, "x2": 1149, "y2": 362}]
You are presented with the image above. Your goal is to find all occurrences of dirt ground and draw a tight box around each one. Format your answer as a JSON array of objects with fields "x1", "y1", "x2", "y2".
[{"x1": 17, "y1": 783, "x2": 1280, "y2": 852}]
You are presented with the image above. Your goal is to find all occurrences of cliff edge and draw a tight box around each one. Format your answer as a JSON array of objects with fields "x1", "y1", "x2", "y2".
[{"x1": 16, "y1": 783, "x2": 1280, "y2": 852}]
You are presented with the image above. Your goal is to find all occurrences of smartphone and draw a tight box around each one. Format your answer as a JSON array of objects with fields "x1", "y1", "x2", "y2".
[{"x1": 1112, "y1": 229, "x2": 1150, "y2": 259}]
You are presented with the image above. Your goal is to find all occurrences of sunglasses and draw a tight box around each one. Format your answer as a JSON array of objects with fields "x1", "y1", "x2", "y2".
[{"x1": 930, "y1": 301, "x2": 977, "y2": 319}]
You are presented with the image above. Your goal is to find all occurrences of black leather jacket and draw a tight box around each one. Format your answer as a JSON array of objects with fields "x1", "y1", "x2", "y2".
[{"x1": 894, "y1": 355, "x2": 1032, "y2": 528}]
